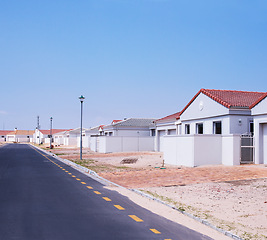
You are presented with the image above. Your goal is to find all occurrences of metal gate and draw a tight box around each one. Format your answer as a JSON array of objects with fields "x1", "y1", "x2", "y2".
[{"x1": 240, "y1": 134, "x2": 254, "y2": 164}]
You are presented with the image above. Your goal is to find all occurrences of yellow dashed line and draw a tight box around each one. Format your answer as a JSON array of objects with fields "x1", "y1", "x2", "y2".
[
  {"x1": 114, "y1": 205, "x2": 125, "y2": 210},
  {"x1": 94, "y1": 191, "x2": 101, "y2": 195},
  {"x1": 76, "y1": 178, "x2": 81, "y2": 181},
  {"x1": 62, "y1": 169, "x2": 65, "y2": 170},
  {"x1": 72, "y1": 175, "x2": 76, "y2": 178},
  {"x1": 68, "y1": 173, "x2": 72, "y2": 175},
  {"x1": 102, "y1": 197, "x2": 111, "y2": 201},
  {"x1": 81, "y1": 182, "x2": 86, "y2": 184},
  {"x1": 150, "y1": 229, "x2": 161, "y2": 234},
  {"x1": 86, "y1": 186, "x2": 93, "y2": 189},
  {"x1": 128, "y1": 215, "x2": 143, "y2": 222},
  {"x1": 65, "y1": 171, "x2": 69, "y2": 173}
]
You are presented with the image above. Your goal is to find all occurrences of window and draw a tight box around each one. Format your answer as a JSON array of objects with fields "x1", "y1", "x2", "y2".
[
  {"x1": 185, "y1": 124, "x2": 190, "y2": 134},
  {"x1": 213, "y1": 121, "x2": 222, "y2": 134},
  {"x1": 196, "y1": 123, "x2": 203, "y2": 134},
  {"x1": 151, "y1": 129, "x2": 155, "y2": 136},
  {"x1": 249, "y1": 120, "x2": 254, "y2": 136}
]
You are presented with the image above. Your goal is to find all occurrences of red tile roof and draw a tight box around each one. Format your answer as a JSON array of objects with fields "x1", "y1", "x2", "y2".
[
  {"x1": 39, "y1": 129, "x2": 70, "y2": 135},
  {"x1": 0, "y1": 130, "x2": 13, "y2": 135},
  {"x1": 7, "y1": 130, "x2": 35, "y2": 136},
  {"x1": 156, "y1": 112, "x2": 181, "y2": 123},
  {"x1": 98, "y1": 125, "x2": 105, "y2": 130},
  {"x1": 180, "y1": 89, "x2": 267, "y2": 115},
  {"x1": 112, "y1": 120, "x2": 122, "y2": 124}
]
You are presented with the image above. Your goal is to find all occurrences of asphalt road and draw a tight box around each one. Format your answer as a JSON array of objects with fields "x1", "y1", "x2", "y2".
[{"x1": 0, "y1": 144, "x2": 213, "y2": 240}]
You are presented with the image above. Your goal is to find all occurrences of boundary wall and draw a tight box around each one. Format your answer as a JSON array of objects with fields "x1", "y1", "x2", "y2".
[{"x1": 163, "y1": 134, "x2": 241, "y2": 167}]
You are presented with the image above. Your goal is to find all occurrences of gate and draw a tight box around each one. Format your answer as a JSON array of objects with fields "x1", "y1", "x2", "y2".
[{"x1": 240, "y1": 134, "x2": 254, "y2": 164}]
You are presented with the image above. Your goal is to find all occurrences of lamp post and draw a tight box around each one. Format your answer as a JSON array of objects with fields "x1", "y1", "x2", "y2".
[
  {"x1": 79, "y1": 95, "x2": 85, "y2": 160},
  {"x1": 50, "y1": 117, "x2": 53, "y2": 149}
]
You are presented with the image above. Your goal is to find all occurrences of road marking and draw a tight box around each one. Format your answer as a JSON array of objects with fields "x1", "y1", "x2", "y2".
[
  {"x1": 114, "y1": 205, "x2": 125, "y2": 210},
  {"x1": 150, "y1": 229, "x2": 161, "y2": 234},
  {"x1": 62, "y1": 168, "x2": 65, "y2": 170},
  {"x1": 128, "y1": 215, "x2": 143, "y2": 222},
  {"x1": 102, "y1": 197, "x2": 111, "y2": 201},
  {"x1": 68, "y1": 173, "x2": 72, "y2": 175},
  {"x1": 86, "y1": 186, "x2": 93, "y2": 189},
  {"x1": 72, "y1": 175, "x2": 76, "y2": 177},
  {"x1": 81, "y1": 182, "x2": 86, "y2": 184},
  {"x1": 76, "y1": 178, "x2": 81, "y2": 181},
  {"x1": 94, "y1": 191, "x2": 101, "y2": 195},
  {"x1": 65, "y1": 171, "x2": 69, "y2": 172}
]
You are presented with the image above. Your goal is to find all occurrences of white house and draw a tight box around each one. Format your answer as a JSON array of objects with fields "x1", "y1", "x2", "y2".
[
  {"x1": 152, "y1": 112, "x2": 181, "y2": 152},
  {"x1": 53, "y1": 128, "x2": 87, "y2": 146},
  {"x1": 33, "y1": 129, "x2": 69, "y2": 145},
  {"x1": 6, "y1": 129, "x2": 35, "y2": 143},
  {"x1": 251, "y1": 93, "x2": 267, "y2": 164},
  {"x1": 0, "y1": 130, "x2": 12, "y2": 142},
  {"x1": 102, "y1": 118, "x2": 156, "y2": 137},
  {"x1": 77, "y1": 126, "x2": 102, "y2": 148},
  {"x1": 90, "y1": 118, "x2": 156, "y2": 153},
  {"x1": 162, "y1": 89, "x2": 267, "y2": 167}
]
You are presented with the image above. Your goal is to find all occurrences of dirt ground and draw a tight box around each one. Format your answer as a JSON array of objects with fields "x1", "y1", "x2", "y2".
[{"x1": 48, "y1": 146, "x2": 267, "y2": 240}]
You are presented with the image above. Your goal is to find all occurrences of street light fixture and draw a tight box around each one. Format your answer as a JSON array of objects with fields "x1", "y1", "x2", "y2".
[
  {"x1": 50, "y1": 117, "x2": 53, "y2": 149},
  {"x1": 79, "y1": 95, "x2": 85, "y2": 160}
]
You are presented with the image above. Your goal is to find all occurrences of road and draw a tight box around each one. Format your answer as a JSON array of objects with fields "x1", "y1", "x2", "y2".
[{"x1": 0, "y1": 144, "x2": 213, "y2": 240}]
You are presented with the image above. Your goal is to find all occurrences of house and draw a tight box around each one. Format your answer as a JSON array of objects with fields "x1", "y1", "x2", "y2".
[
  {"x1": 162, "y1": 89, "x2": 267, "y2": 167},
  {"x1": 152, "y1": 112, "x2": 181, "y2": 151},
  {"x1": 78, "y1": 126, "x2": 102, "y2": 148},
  {"x1": 251, "y1": 93, "x2": 267, "y2": 164},
  {"x1": 53, "y1": 128, "x2": 86, "y2": 146},
  {"x1": 0, "y1": 130, "x2": 13, "y2": 142},
  {"x1": 33, "y1": 129, "x2": 69, "y2": 144},
  {"x1": 90, "y1": 118, "x2": 156, "y2": 153},
  {"x1": 102, "y1": 118, "x2": 156, "y2": 136},
  {"x1": 179, "y1": 89, "x2": 264, "y2": 136},
  {"x1": 6, "y1": 129, "x2": 35, "y2": 143}
]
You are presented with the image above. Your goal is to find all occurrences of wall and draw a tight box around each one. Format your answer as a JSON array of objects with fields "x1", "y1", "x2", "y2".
[
  {"x1": 180, "y1": 116, "x2": 230, "y2": 135},
  {"x1": 253, "y1": 116, "x2": 267, "y2": 164},
  {"x1": 221, "y1": 135, "x2": 241, "y2": 165},
  {"x1": 194, "y1": 135, "x2": 222, "y2": 166},
  {"x1": 163, "y1": 134, "x2": 240, "y2": 167},
  {"x1": 229, "y1": 115, "x2": 252, "y2": 134},
  {"x1": 91, "y1": 136, "x2": 155, "y2": 153},
  {"x1": 180, "y1": 93, "x2": 229, "y2": 121}
]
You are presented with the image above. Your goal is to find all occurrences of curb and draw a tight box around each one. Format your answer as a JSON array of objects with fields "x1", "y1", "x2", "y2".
[{"x1": 31, "y1": 144, "x2": 243, "y2": 240}]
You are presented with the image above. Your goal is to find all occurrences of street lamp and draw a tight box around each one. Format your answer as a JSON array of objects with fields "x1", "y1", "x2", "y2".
[
  {"x1": 79, "y1": 95, "x2": 85, "y2": 160},
  {"x1": 50, "y1": 117, "x2": 53, "y2": 149}
]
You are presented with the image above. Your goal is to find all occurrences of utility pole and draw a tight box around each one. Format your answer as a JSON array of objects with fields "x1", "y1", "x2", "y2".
[
  {"x1": 50, "y1": 117, "x2": 53, "y2": 149},
  {"x1": 37, "y1": 116, "x2": 40, "y2": 144},
  {"x1": 79, "y1": 95, "x2": 85, "y2": 160}
]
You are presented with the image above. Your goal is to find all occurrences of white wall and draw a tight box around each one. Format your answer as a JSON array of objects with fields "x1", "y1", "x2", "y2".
[
  {"x1": 221, "y1": 135, "x2": 241, "y2": 165},
  {"x1": 253, "y1": 116, "x2": 267, "y2": 164},
  {"x1": 164, "y1": 135, "x2": 194, "y2": 167},
  {"x1": 91, "y1": 136, "x2": 155, "y2": 153},
  {"x1": 180, "y1": 93, "x2": 229, "y2": 121},
  {"x1": 252, "y1": 97, "x2": 267, "y2": 115},
  {"x1": 194, "y1": 135, "x2": 222, "y2": 166},
  {"x1": 163, "y1": 134, "x2": 240, "y2": 167},
  {"x1": 108, "y1": 128, "x2": 151, "y2": 137}
]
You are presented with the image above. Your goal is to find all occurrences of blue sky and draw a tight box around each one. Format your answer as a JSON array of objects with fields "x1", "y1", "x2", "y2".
[{"x1": 0, "y1": 0, "x2": 267, "y2": 130}]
